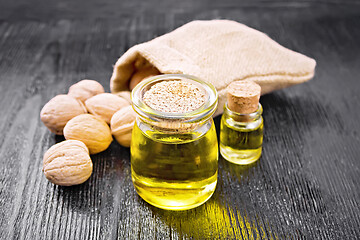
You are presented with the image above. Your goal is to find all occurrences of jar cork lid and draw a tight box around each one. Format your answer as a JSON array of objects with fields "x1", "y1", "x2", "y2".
[
  {"x1": 143, "y1": 80, "x2": 206, "y2": 113},
  {"x1": 227, "y1": 80, "x2": 261, "y2": 114},
  {"x1": 132, "y1": 74, "x2": 218, "y2": 132}
]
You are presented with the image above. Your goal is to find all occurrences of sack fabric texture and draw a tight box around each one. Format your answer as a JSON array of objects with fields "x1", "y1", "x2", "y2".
[{"x1": 110, "y1": 20, "x2": 316, "y2": 116}]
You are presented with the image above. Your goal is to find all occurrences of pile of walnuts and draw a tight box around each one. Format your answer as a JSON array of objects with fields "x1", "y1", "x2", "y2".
[{"x1": 41, "y1": 80, "x2": 136, "y2": 186}]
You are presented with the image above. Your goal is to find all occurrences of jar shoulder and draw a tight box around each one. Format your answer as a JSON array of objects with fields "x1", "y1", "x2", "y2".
[{"x1": 136, "y1": 118, "x2": 216, "y2": 143}]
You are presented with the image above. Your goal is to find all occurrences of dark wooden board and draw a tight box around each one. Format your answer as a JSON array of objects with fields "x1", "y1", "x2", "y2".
[{"x1": 0, "y1": 1, "x2": 359, "y2": 239}]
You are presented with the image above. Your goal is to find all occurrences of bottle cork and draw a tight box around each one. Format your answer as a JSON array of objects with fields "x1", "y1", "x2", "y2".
[{"x1": 227, "y1": 80, "x2": 261, "y2": 114}]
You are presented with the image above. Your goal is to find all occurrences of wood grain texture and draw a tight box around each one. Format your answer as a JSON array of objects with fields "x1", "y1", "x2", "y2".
[{"x1": 0, "y1": 0, "x2": 359, "y2": 239}]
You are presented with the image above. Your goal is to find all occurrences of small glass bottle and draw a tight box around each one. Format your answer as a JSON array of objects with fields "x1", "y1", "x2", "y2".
[
  {"x1": 131, "y1": 74, "x2": 218, "y2": 210},
  {"x1": 220, "y1": 80, "x2": 263, "y2": 165}
]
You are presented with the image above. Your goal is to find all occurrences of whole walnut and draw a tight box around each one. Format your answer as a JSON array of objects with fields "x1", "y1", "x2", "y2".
[
  {"x1": 40, "y1": 94, "x2": 87, "y2": 135},
  {"x1": 111, "y1": 105, "x2": 137, "y2": 147},
  {"x1": 68, "y1": 79, "x2": 105, "y2": 103},
  {"x1": 129, "y1": 67, "x2": 160, "y2": 90},
  {"x1": 85, "y1": 93, "x2": 129, "y2": 124},
  {"x1": 114, "y1": 91, "x2": 131, "y2": 104},
  {"x1": 64, "y1": 114, "x2": 113, "y2": 154},
  {"x1": 43, "y1": 140, "x2": 93, "y2": 186}
]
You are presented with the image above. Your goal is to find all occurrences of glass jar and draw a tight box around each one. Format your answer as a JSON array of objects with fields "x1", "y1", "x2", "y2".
[
  {"x1": 220, "y1": 102, "x2": 263, "y2": 165},
  {"x1": 131, "y1": 74, "x2": 218, "y2": 211}
]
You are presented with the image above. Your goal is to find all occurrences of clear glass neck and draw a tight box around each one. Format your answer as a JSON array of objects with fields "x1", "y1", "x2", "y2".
[{"x1": 224, "y1": 102, "x2": 262, "y2": 122}]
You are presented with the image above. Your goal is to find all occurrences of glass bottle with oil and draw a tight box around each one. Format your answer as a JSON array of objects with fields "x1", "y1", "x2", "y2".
[
  {"x1": 131, "y1": 74, "x2": 218, "y2": 211},
  {"x1": 220, "y1": 80, "x2": 263, "y2": 165}
]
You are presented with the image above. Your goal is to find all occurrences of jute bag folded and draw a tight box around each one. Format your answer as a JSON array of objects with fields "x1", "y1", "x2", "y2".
[{"x1": 110, "y1": 20, "x2": 316, "y2": 116}]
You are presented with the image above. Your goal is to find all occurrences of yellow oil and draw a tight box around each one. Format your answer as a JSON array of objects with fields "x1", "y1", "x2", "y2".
[
  {"x1": 220, "y1": 114, "x2": 263, "y2": 165},
  {"x1": 131, "y1": 119, "x2": 218, "y2": 210}
]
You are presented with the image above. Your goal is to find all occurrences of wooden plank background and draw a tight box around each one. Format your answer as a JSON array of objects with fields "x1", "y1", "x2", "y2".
[{"x1": 0, "y1": 0, "x2": 359, "y2": 239}]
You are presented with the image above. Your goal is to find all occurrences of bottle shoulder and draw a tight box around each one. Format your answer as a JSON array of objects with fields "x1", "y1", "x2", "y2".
[{"x1": 221, "y1": 114, "x2": 263, "y2": 131}]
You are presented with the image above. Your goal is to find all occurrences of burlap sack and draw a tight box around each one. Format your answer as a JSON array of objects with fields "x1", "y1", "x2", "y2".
[{"x1": 110, "y1": 20, "x2": 316, "y2": 116}]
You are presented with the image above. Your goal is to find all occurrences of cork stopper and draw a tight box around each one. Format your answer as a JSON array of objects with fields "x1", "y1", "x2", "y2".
[{"x1": 227, "y1": 80, "x2": 261, "y2": 114}]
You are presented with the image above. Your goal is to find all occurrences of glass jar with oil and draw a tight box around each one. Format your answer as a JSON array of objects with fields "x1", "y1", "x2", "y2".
[
  {"x1": 131, "y1": 74, "x2": 218, "y2": 211},
  {"x1": 220, "y1": 80, "x2": 264, "y2": 165}
]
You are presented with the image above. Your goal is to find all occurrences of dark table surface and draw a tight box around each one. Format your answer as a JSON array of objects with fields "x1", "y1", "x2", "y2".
[{"x1": 1, "y1": 0, "x2": 360, "y2": 239}]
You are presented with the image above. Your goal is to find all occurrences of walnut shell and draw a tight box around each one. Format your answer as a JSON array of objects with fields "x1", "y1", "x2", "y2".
[
  {"x1": 114, "y1": 91, "x2": 131, "y2": 104},
  {"x1": 129, "y1": 67, "x2": 160, "y2": 90},
  {"x1": 40, "y1": 94, "x2": 87, "y2": 135},
  {"x1": 64, "y1": 114, "x2": 113, "y2": 154},
  {"x1": 43, "y1": 140, "x2": 93, "y2": 186},
  {"x1": 85, "y1": 93, "x2": 129, "y2": 124},
  {"x1": 110, "y1": 105, "x2": 137, "y2": 147},
  {"x1": 68, "y1": 79, "x2": 105, "y2": 103}
]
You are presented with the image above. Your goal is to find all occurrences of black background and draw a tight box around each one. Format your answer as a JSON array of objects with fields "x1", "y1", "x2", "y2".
[{"x1": 0, "y1": 0, "x2": 359, "y2": 239}]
